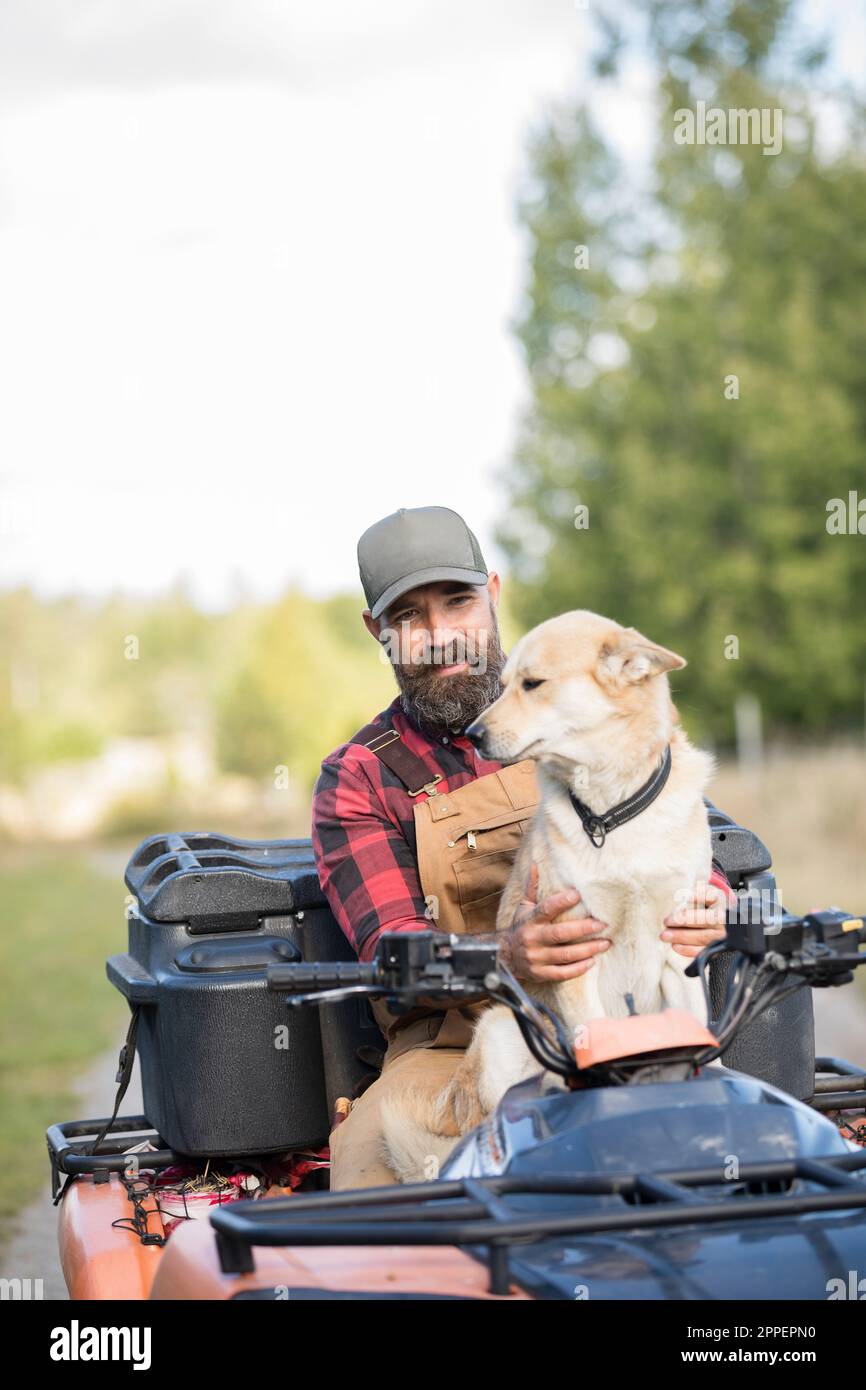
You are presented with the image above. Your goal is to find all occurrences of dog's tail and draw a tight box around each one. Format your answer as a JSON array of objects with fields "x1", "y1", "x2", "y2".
[{"x1": 379, "y1": 1084, "x2": 463, "y2": 1185}]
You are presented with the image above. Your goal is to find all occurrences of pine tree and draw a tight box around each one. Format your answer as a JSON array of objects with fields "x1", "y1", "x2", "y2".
[{"x1": 499, "y1": 0, "x2": 866, "y2": 741}]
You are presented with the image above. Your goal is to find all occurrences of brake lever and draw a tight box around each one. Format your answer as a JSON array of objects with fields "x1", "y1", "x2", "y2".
[{"x1": 284, "y1": 984, "x2": 391, "y2": 1007}]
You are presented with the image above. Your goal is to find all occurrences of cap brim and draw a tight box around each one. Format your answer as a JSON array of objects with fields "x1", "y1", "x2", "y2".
[{"x1": 371, "y1": 566, "x2": 489, "y2": 621}]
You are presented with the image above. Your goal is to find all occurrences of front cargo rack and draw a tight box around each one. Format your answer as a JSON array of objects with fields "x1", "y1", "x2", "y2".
[{"x1": 210, "y1": 1149, "x2": 866, "y2": 1297}]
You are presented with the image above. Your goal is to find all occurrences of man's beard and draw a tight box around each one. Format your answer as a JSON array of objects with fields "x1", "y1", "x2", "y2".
[{"x1": 391, "y1": 611, "x2": 506, "y2": 737}]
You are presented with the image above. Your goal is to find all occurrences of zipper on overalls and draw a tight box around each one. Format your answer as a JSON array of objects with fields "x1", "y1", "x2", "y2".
[
  {"x1": 447, "y1": 828, "x2": 477, "y2": 849},
  {"x1": 444, "y1": 804, "x2": 532, "y2": 850}
]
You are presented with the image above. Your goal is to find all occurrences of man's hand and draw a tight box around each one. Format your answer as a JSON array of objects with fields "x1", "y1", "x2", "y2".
[
  {"x1": 661, "y1": 880, "x2": 730, "y2": 958},
  {"x1": 500, "y1": 863, "x2": 611, "y2": 983}
]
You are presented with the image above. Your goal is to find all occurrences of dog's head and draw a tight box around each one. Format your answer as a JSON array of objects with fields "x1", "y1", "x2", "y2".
[{"x1": 465, "y1": 609, "x2": 686, "y2": 767}]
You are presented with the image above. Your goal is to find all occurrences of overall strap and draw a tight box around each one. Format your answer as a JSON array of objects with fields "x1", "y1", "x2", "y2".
[{"x1": 351, "y1": 721, "x2": 443, "y2": 798}]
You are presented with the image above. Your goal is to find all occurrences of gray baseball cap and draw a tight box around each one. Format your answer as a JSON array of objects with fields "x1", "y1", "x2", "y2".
[{"x1": 358, "y1": 506, "x2": 489, "y2": 621}]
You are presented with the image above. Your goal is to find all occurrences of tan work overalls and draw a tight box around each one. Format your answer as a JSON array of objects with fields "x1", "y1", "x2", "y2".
[{"x1": 329, "y1": 725, "x2": 540, "y2": 1189}]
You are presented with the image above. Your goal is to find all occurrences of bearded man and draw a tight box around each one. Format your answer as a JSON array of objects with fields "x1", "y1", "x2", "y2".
[{"x1": 311, "y1": 506, "x2": 732, "y2": 1189}]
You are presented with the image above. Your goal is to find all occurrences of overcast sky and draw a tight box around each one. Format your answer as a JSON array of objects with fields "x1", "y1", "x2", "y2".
[{"x1": 0, "y1": 0, "x2": 862, "y2": 609}]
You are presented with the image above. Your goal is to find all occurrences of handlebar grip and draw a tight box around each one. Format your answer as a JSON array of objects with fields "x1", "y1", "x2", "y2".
[{"x1": 267, "y1": 961, "x2": 378, "y2": 993}]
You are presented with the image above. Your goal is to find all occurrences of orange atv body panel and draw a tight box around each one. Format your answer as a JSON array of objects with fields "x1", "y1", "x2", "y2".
[
  {"x1": 150, "y1": 1217, "x2": 531, "y2": 1300},
  {"x1": 59, "y1": 1177, "x2": 527, "y2": 1301},
  {"x1": 57, "y1": 1175, "x2": 297, "y2": 1300},
  {"x1": 59, "y1": 1174, "x2": 166, "y2": 1301},
  {"x1": 574, "y1": 1008, "x2": 717, "y2": 1068}
]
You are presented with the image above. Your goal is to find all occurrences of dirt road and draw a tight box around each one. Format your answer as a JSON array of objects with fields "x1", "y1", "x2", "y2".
[{"x1": 0, "y1": 1051, "x2": 142, "y2": 1300}]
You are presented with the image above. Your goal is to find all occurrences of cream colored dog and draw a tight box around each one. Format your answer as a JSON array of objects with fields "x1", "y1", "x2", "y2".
[{"x1": 381, "y1": 610, "x2": 715, "y2": 1184}]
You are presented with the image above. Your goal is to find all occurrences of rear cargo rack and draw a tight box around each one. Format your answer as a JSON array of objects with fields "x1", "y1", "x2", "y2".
[
  {"x1": 47, "y1": 1114, "x2": 177, "y2": 1200},
  {"x1": 210, "y1": 1150, "x2": 866, "y2": 1297},
  {"x1": 807, "y1": 1057, "x2": 866, "y2": 1112}
]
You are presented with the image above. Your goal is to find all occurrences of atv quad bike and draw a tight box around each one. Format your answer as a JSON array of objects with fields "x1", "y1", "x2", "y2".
[{"x1": 47, "y1": 810, "x2": 866, "y2": 1300}]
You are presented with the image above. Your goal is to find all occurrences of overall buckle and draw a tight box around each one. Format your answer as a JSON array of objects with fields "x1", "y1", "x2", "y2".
[{"x1": 408, "y1": 774, "x2": 443, "y2": 798}]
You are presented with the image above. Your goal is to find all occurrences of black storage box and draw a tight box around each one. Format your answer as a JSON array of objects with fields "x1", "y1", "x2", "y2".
[{"x1": 109, "y1": 833, "x2": 381, "y2": 1157}]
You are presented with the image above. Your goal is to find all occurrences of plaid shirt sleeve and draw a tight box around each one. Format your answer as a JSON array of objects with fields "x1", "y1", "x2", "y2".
[
  {"x1": 709, "y1": 866, "x2": 735, "y2": 901},
  {"x1": 311, "y1": 752, "x2": 431, "y2": 964}
]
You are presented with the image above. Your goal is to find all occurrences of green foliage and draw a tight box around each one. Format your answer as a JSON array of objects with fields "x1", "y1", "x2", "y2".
[
  {"x1": 215, "y1": 589, "x2": 394, "y2": 786},
  {"x1": 0, "y1": 585, "x2": 226, "y2": 760},
  {"x1": 499, "y1": 0, "x2": 866, "y2": 743},
  {"x1": 0, "y1": 583, "x2": 396, "y2": 799}
]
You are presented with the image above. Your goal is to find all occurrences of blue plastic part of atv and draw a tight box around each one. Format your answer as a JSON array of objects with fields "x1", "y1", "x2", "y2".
[{"x1": 442, "y1": 1069, "x2": 866, "y2": 1299}]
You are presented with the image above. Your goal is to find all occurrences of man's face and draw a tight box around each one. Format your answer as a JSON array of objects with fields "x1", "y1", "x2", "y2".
[{"x1": 369, "y1": 578, "x2": 506, "y2": 735}]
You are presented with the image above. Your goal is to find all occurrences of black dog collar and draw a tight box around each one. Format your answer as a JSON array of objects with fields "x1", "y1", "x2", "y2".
[{"x1": 568, "y1": 744, "x2": 672, "y2": 848}]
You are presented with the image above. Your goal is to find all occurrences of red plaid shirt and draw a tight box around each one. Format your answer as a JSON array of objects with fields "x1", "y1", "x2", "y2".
[
  {"x1": 311, "y1": 696, "x2": 506, "y2": 962},
  {"x1": 311, "y1": 694, "x2": 733, "y2": 963}
]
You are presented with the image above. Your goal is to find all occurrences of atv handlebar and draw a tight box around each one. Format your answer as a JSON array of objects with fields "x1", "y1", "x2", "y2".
[
  {"x1": 267, "y1": 907, "x2": 866, "y2": 1085},
  {"x1": 268, "y1": 932, "x2": 578, "y2": 1080},
  {"x1": 268, "y1": 961, "x2": 379, "y2": 992},
  {"x1": 687, "y1": 905, "x2": 866, "y2": 1064},
  {"x1": 267, "y1": 933, "x2": 501, "y2": 1003}
]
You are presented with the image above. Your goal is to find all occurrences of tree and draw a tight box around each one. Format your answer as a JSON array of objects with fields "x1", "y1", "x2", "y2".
[
  {"x1": 498, "y1": 0, "x2": 866, "y2": 742},
  {"x1": 215, "y1": 589, "x2": 394, "y2": 787}
]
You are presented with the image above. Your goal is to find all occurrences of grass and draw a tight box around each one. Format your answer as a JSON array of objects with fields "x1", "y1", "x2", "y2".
[
  {"x1": 0, "y1": 848, "x2": 130, "y2": 1243},
  {"x1": 712, "y1": 744, "x2": 866, "y2": 920}
]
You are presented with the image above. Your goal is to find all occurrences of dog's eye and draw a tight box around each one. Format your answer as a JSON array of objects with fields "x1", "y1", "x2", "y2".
[{"x1": 521, "y1": 677, "x2": 545, "y2": 691}]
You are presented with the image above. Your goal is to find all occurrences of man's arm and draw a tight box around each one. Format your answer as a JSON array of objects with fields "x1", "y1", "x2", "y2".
[{"x1": 311, "y1": 755, "x2": 431, "y2": 963}]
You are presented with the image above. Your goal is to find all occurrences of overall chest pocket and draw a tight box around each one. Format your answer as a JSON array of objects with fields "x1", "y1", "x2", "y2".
[{"x1": 450, "y1": 815, "x2": 533, "y2": 934}]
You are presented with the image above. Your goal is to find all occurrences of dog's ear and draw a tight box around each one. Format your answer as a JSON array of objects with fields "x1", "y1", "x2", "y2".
[{"x1": 597, "y1": 628, "x2": 687, "y2": 686}]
